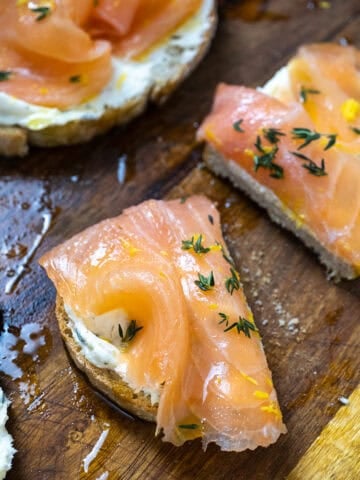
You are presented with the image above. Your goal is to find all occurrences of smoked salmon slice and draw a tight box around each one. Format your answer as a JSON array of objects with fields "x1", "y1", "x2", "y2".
[
  {"x1": 0, "y1": 0, "x2": 201, "y2": 108},
  {"x1": 40, "y1": 196, "x2": 286, "y2": 450},
  {"x1": 198, "y1": 45, "x2": 360, "y2": 278}
]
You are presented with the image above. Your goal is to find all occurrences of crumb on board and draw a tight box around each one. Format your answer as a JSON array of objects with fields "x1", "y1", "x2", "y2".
[{"x1": 338, "y1": 396, "x2": 350, "y2": 406}]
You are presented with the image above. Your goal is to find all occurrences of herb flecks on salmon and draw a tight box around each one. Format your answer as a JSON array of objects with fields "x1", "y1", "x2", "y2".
[
  {"x1": 198, "y1": 44, "x2": 360, "y2": 274},
  {"x1": 40, "y1": 196, "x2": 286, "y2": 451}
]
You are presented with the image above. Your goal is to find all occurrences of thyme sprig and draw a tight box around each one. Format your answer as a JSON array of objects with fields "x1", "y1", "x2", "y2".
[
  {"x1": 254, "y1": 135, "x2": 284, "y2": 179},
  {"x1": 118, "y1": 320, "x2": 143, "y2": 343},
  {"x1": 263, "y1": 128, "x2": 285, "y2": 144},
  {"x1": 218, "y1": 312, "x2": 229, "y2": 327},
  {"x1": 69, "y1": 75, "x2": 81, "y2": 83},
  {"x1": 351, "y1": 126, "x2": 360, "y2": 135},
  {"x1": 30, "y1": 6, "x2": 51, "y2": 21},
  {"x1": 178, "y1": 424, "x2": 199, "y2": 430},
  {"x1": 291, "y1": 151, "x2": 327, "y2": 177},
  {"x1": 292, "y1": 128, "x2": 337, "y2": 151},
  {"x1": 224, "y1": 317, "x2": 258, "y2": 338},
  {"x1": 182, "y1": 234, "x2": 210, "y2": 254},
  {"x1": 225, "y1": 267, "x2": 240, "y2": 295},
  {"x1": 300, "y1": 86, "x2": 321, "y2": 103},
  {"x1": 0, "y1": 71, "x2": 12, "y2": 82},
  {"x1": 195, "y1": 271, "x2": 215, "y2": 291},
  {"x1": 233, "y1": 119, "x2": 244, "y2": 133}
]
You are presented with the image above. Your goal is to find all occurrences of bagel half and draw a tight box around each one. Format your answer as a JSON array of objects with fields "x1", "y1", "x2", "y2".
[{"x1": 0, "y1": 0, "x2": 216, "y2": 157}]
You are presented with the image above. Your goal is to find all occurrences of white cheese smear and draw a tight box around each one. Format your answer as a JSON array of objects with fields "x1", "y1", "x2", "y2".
[{"x1": 0, "y1": 389, "x2": 16, "y2": 480}]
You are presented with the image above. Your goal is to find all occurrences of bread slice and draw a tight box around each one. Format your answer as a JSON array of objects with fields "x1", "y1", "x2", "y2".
[
  {"x1": 0, "y1": 0, "x2": 216, "y2": 157},
  {"x1": 56, "y1": 296, "x2": 157, "y2": 422},
  {"x1": 204, "y1": 144, "x2": 357, "y2": 280}
]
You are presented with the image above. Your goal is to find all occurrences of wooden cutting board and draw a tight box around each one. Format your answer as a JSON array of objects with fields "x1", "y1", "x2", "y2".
[{"x1": 1, "y1": 1, "x2": 360, "y2": 479}]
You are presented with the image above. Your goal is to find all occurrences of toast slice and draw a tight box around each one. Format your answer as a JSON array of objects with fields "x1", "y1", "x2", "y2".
[
  {"x1": 198, "y1": 44, "x2": 360, "y2": 279},
  {"x1": 40, "y1": 196, "x2": 286, "y2": 450}
]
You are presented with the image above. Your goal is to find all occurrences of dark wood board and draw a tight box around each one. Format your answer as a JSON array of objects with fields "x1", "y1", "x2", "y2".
[{"x1": 1, "y1": 1, "x2": 360, "y2": 479}]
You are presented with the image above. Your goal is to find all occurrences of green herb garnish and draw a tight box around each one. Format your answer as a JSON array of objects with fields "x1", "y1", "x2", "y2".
[
  {"x1": 263, "y1": 128, "x2": 285, "y2": 144},
  {"x1": 218, "y1": 312, "x2": 229, "y2": 326},
  {"x1": 351, "y1": 126, "x2": 360, "y2": 135},
  {"x1": 182, "y1": 234, "x2": 210, "y2": 254},
  {"x1": 291, "y1": 128, "x2": 337, "y2": 151},
  {"x1": 224, "y1": 317, "x2": 258, "y2": 338},
  {"x1": 69, "y1": 75, "x2": 81, "y2": 83},
  {"x1": 195, "y1": 271, "x2": 215, "y2": 291},
  {"x1": 300, "y1": 86, "x2": 321, "y2": 103},
  {"x1": 222, "y1": 250, "x2": 235, "y2": 267},
  {"x1": 291, "y1": 151, "x2": 327, "y2": 177},
  {"x1": 0, "y1": 71, "x2": 12, "y2": 82},
  {"x1": 180, "y1": 196, "x2": 188, "y2": 204},
  {"x1": 254, "y1": 136, "x2": 284, "y2": 179},
  {"x1": 291, "y1": 128, "x2": 321, "y2": 149},
  {"x1": 30, "y1": 6, "x2": 51, "y2": 21},
  {"x1": 178, "y1": 424, "x2": 199, "y2": 430},
  {"x1": 225, "y1": 267, "x2": 240, "y2": 295},
  {"x1": 118, "y1": 320, "x2": 143, "y2": 343},
  {"x1": 208, "y1": 214, "x2": 214, "y2": 225},
  {"x1": 233, "y1": 119, "x2": 244, "y2": 133},
  {"x1": 324, "y1": 134, "x2": 337, "y2": 150}
]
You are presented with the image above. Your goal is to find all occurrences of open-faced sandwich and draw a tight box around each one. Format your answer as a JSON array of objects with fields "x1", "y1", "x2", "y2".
[
  {"x1": 40, "y1": 195, "x2": 286, "y2": 451},
  {"x1": 198, "y1": 43, "x2": 360, "y2": 279},
  {"x1": 0, "y1": 388, "x2": 16, "y2": 480},
  {"x1": 0, "y1": 0, "x2": 216, "y2": 157}
]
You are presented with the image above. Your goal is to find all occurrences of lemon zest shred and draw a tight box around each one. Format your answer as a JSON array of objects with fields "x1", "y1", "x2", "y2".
[
  {"x1": 254, "y1": 390, "x2": 270, "y2": 400},
  {"x1": 261, "y1": 403, "x2": 281, "y2": 419},
  {"x1": 341, "y1": 98, "x2": 360, "y2": 123},
  {"x1": 209, "y1": 303, "x2": 219, "y2": 310},
  {"x1": 116, "y1": 73, "x2": 127, "y2": 89},
  {"x1": 240, "y1": 372, "x2": 258, "y2": 386},
  {"x1": 244, "y1": 148, "x2": 255, "y2": 158},
  {"x1": 204, "y1": 126, "x2": 222, "y2": 147}
]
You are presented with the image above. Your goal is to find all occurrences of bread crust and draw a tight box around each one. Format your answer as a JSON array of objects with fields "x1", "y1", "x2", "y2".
[
  {"x1": 0, "y1": 3, "x2": 217, "y2": 157},
  {"x1": 56, "y1": 296, "x2": 157, "y2": 422},
  {"x1": 204, "y1": 144, "x2": 357, "y2": 280}
]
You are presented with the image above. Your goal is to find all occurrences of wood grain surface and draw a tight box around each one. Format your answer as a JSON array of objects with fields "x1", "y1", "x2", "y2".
[{"x1": 1, "y1": 1, "x2": 360, "y2": 479}]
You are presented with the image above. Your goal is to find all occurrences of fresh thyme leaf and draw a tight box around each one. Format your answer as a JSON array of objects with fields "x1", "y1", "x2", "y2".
[
  {"x1": 208, "y1": 214, "x2": 214, "y2": 225},
  {"x1": 0, "y1": 71, "x2": 12, "y2": 81},
  {"x1": 292, "y1": 128, "x2": 337, "y2": 151},
  {"x1": 351, "y1": 126, "x2": 360, "y2": 135},
  {"x1": 224, "y1": 316, "x2": 258, "y2": 338},
  {"x1": 118, "y1": 320, "x2": 143, "y2": 343},
  {"x1": 182, "y1": 234, "x2": 210, "y2": 254},
  {"x1": 233, "y1": 119, "x2": 244, "y2": 133},
  {"x1": 302, "y1": 158, "x2": 327, "y2": 176},
  {"x1": 222, "y1": 249, "x2": 235, "y2": 267},
  {"x1": 180, "y1": 196, "x2": 187, "y2": 204},
  {"x1": 30, "y1": 6, "x2": 51, "y2": 21},
  {"x1": 195, "y1": 271, "x2": 215, "y2": 291},
  {"x1": 218, "y1": 312, "x2": 229, "y2": 326},
  {"x1": 300, "y1": 86, "x2": 321, "y2": 103},
  {"x1": 263, "y1": 128, "x2": 285, "y2": 144},
  {"x1": 292, "y1": 128, "x2": 321, "y2": 149},
  {"x1": 225, "y1": 267, "x2": 240, "y2": 295},
  {"x1": 69, "y1": 75, "x2": 81, "y2": 83},
  {"x1": 324, "y1": 134, "x2": 337, "y2": 150},
  {"x1": 254, "y1": 136, "x2": 284, "y2": 179},
  {"x1": 178, "y1": 424, "x2": 199, "y2": 430},
  {"x1": 291, "y1": 151, "x2": 327, "y2": 177}
]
